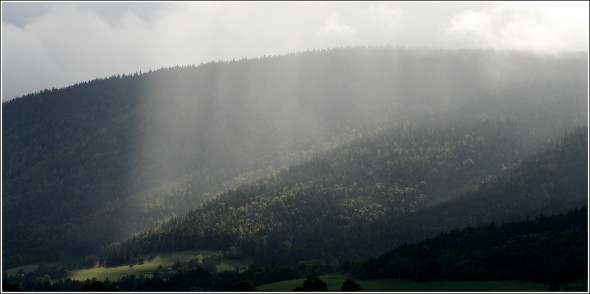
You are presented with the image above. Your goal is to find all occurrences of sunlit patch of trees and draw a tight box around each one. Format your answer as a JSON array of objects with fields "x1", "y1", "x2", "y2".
[
  {"x1": 102, "y1": 125, "x2": 587, "y2": 267},
  {"x1": 4, "y1": 207, "x2": 585, "y2": 292},
  {"x1": 3, "y1": 46, "x2": 587, "y2": 268}
]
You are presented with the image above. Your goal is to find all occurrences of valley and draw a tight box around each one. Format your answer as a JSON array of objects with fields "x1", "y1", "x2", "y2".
[{"x1": 2, "y1": 46, "x2": 588, "y2": 291}]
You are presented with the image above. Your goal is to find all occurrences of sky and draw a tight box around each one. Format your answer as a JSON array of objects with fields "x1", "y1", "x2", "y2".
[{"x1": 1, "y1": 1, "x2": 588, "y2": 101}]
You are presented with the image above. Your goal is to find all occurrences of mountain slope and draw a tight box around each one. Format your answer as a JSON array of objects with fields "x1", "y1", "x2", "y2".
[
  {"x1": 2, "y1": 47, "x2": 587, "y2": 268},
  {"x1": 101, "y1": 124, "x2": 587, "y2": 267},
  {"x1": 354, "y1": 207, "x2": 588, "y2": 284},
  {"x1": 346, "y1": 127, "x2": 588, "y2": 259}
]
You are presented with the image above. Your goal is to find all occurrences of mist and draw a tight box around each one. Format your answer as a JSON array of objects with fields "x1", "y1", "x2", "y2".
[
  {"x1": 2, "y1": 47, "x2": 587, "y2": 271},
  {"x1": 2, "y1": 1, "x2": 588, "y2": 101},
  {"x1": 2, "y1": 1, "x2": 589, "y2": 276},
  {"x1": 103, "y1": 47, "x2": 588, "y2": 237}
]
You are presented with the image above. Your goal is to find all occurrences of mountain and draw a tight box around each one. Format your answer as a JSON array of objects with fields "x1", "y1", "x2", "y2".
[
  {"x1": 2, "y1": 46, "x2": 587, "y2": 268},
  {"x1": 101, "y1": 125, "x2": 587, "y2": 267},
  {"x1": 354, "y1": 207, "x2": 587, "y2": 284},
  {"x1": 342, "y1": 127, "x2": 588, "y2": 259}
]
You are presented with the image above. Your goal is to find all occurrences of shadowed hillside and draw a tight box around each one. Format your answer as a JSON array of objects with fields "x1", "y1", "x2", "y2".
[
  {"x1": 101, "y1": 126, "x2": 587, "y2": 267},
  {"x1": 2, "y1": 46, "x2": 587, "y2": 268}
]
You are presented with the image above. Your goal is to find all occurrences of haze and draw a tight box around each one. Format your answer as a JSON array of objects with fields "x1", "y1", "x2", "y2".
[{"x1": 1, "y1": 1, "x2": 588, "y2": 101}]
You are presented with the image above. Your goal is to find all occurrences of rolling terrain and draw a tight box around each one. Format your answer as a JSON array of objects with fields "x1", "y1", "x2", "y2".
[
  {"x1": 102, "y1": 124, "x2": 588, "y2": 268},
  {"x1": 2, "y1": 46, "x2": 588, "y2": 283}
]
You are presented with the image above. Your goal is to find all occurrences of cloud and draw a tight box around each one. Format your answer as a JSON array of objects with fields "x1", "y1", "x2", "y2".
[
  {"x1": 1, "y1": 2, "x2": 334, "y2": 100},
  {"x1": 320, "y1": 13, "x2": 359, "y2": 37},
  {"x1": 1, "y1": 2, "x2": 587, "y2": 101},
  {"x1": 2, "y1": 4, "x2": 155, "y2": 100},
  {"x1": 448, "y1": 10, "x2": 495, "y2": 47},
  {"x1": 363, "y1": 4, "x2": 402, "y2": 29},
  {"x1": 446, "y1": 1, "x2": 589, "y2": 53}
]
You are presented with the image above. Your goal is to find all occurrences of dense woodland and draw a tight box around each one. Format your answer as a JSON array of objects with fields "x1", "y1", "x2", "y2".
[
  {"x1": 352, "y1": 127, "x2": 588, "y2": 257},
  {"x1": 100, "y1": 126, "x2": 588, "y2": 266},
  {"x1": 355, "y1": 207, "x2": 587, "y2": 284},
  {"x1": 2, "y1": 46, "x2": 588, "y2": 290},
  {"x1": 3, "y1": 207, "x2": 586, "y2": 291}
]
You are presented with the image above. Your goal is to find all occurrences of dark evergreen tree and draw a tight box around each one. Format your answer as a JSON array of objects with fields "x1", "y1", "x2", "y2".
[
  {"x1": 340, "y1": 279, "x2": 363, "y2": 291},
  {"x1": 293, "y1": 275, "x2": 328, "y2": 291},
  {"x1": 3, "y1": 46, "x2": 587, "y2": 272},
  {"x1": 230, "y1": 280, "x2": 257, "y2": 291}
]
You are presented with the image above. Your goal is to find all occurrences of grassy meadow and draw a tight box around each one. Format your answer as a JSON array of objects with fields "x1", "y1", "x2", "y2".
[
  {"x1": 4, "y1": 264, "x2": 41, "y2": 276},
  {"x1": 257, "y1": 273, "x2": 552, "y2": 292},
  {"x1": 5, "y1": 257, "x2": 582, "y2": 292},
  {"x1": 67, "y1": 250, "x2": 243, "y2": 281}
]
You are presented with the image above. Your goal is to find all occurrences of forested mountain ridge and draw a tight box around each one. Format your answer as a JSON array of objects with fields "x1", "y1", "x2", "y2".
[
  {"x1": 101, "y1": 125, "x2": 588, "y2": 267},
  {"x1": 4, "y1": 207, "x2": 586, "y2": 291},
  {"x1": 346, "y1": 127, "x2": 588, "y2": 259},
  {"x1": 354, "y1": 207, "x2": 588, "y2": 284},
  {"x1": 2, "y1": 46, "x2": 588, "y2": 268}
]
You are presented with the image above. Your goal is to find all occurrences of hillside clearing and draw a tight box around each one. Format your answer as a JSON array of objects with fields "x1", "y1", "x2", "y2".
[{"x1": 68, "y1": 250, "x2": 250, "y2": 281}]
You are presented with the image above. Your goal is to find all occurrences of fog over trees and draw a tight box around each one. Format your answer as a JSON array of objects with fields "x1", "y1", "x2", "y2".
[{"x1": 2, "y1": 46, "x2": 588, "y2": 279}]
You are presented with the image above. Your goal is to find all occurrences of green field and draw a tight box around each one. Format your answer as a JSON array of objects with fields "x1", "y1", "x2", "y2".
[
  {"x1": 258, "y1": 273, "x2": 551, "y2": 292},
  {"x1": 357, "y1": 279, "x2": 550, "y2": 292},
  {"x1": 4, "y1": 264, "x2": 41, "y2": 276},
  {"x1": 561, "y1": 279, "x2": 588, "y2": 291},
  {"x1": 67, "y1": 250, "x2": 249, "y2": 281}
]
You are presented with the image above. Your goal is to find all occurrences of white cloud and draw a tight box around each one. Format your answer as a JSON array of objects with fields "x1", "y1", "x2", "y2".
[
  {"x1": 2, "y1": 23, "x2": 58, "y2": 96},
  {"x1": 447, "y1": 10, "x2": 495, "y2": 48},
  {"x1": 320, "y1": 13, "x2": 359, "y2": 37},
  {"x1": 1, "y1": 2, "x2": 587, "y2": 101},
  {"x1": 363, "y1": 4, "x2": 402, "y2": 29},
  {"x1": 2, "y1": 4, "x2": 155, "y2": 100},
  {"x1": 446, "y1": 1, "x2": 589, "y2": 53}
]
